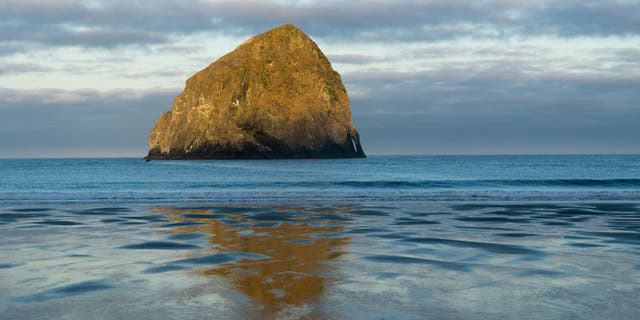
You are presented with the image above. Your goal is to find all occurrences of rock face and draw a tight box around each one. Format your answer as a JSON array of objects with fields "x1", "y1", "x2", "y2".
[{"x1": 146, "y1": 24, "x2": 365, "y2": 160}]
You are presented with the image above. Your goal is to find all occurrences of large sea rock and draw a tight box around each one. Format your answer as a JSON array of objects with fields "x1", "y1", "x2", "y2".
[{"x1": 146, "y1": 24, "x2": 365, "y2": 160}]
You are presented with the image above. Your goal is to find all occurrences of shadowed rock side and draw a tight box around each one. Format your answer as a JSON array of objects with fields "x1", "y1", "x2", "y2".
[{"x1": 146, "y1": 24, "x2": 365, "y2": 160}]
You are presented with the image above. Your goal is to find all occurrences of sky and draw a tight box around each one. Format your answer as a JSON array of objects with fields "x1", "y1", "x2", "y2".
[{"x1": 0, "y1": 0, "x2": 639, "y2": 157}]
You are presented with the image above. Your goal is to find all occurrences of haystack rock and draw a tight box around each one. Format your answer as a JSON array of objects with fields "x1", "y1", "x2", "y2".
[{"x1": 146, "y1": 24, "x2": 365, "y2": 160}]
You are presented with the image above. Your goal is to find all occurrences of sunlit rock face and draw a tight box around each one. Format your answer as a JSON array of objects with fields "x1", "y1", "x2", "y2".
[{"x1": 146, "y1": 24, "x2": 365, "y2": 160}]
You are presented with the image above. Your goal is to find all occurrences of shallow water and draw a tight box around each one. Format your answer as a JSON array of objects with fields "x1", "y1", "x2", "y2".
[{"x1": 1, "y1": 202, "x2": 639, "y2": 319}]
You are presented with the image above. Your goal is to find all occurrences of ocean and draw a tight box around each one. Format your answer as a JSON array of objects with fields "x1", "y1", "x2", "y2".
[
  {"x1": 1, "y1": 155, "x2": 639, "y2": 203},
  {"x1": 1, "y1": 155, "x2": 639, "y2": 319}
]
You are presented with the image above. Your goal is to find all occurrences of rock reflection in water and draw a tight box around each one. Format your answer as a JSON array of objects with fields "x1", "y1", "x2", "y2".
[{"x1": 155, "y1": 206, "x2": 351, "y2": 316}]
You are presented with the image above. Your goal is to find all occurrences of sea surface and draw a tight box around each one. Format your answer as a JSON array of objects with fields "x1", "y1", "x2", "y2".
[
  {"x1": 1, "y1": 155, "x2": 639, "y2": 319},
  {"x1": 1, "y1": 155, "x2": 639, "y2": 203}
]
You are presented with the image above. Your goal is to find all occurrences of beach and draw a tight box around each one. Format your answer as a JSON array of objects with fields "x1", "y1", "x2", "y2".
[{"x1": 2, "y1": 201, "x2": 639, "y2": 319}]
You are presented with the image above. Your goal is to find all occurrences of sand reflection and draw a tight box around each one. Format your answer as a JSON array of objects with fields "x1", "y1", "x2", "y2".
[{"x1": 155, "y1": 206, "x2": 351, "y2": 316}]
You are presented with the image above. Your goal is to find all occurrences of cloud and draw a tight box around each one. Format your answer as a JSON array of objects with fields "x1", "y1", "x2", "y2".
[
  {"x1": 343, "y1": 66, "x2": 640, "y2": 154},
  {"x1": 0, "y1": 23, "x2": 169, "y2": 48},
  {"x1": 0, "y1": 87, "x2": 178, "y2": 157},
  {"x1": 594, "y1": 48, "x2": 640, "y2": 65},
  {"x1": 0, "y1": 62, "x2": 50, "y2": 75},
  {"x1": 531, "y1": 1, "x2": 640, "y2": 37},
  {"x1": 1, "y1": 0, "x2": 639, "y2": 51},
  {"x1": 328, "y1": 54, "x2": 387, "y2": 65},
  {"x1": 1, "y1": 1, "x2": 638, "y2": 156},
  {"x1": 345, "y1": 66, "x2": 640, "y2": 114},
  {"x1": 2, "y1": 60, "x2": 638, "y2": 157},
  {"x1": 0, "y1": 43, "x2": 32, "y2": 57}
]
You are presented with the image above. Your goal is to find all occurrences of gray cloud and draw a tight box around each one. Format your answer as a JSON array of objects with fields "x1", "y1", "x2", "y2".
[
  {"x1": 0, "y1": 88, "x2": 178, "y2": 157},
  {"x1": 1, "y1": 63, "x2": 638, "y2": 157},
  {"x1": 595, "y1": 48, "x2": 640, "y2": 66},
  {"x1": 0, "y1": 62, "x2": 50, "y2": 75},
  {"x1": 1, "y1": 1, "x2": 638, "y2": 156},
  {"x1": 0, "y1": 23, "x2": 169, "y2": 48},
  {"x1": 328, "y1": 54, "x2": 387, "y2": 65},
  {"x1": 1, "y1": 0, "x2": 638, "y2": 50},
  {"x1": 0, "y1": 43, "x2": 32, "y2": 57},
  {"x1": 531, "y1": 1, "x2": 640, "y2": 37},
  {"x1": 344, "y1": 67, "x2": 640, "y2": 154}
]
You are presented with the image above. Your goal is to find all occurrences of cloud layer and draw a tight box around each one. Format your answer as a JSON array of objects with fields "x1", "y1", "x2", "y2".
[
  {"x1": 0, "y1": 0, "x2": 639, "y2": 156},
  {"x1": 0, "y1": 88, "x2": 176, "y2": 157},
  {"x1": 2, "y1": 0, "x2": 639, "y2": 49}
]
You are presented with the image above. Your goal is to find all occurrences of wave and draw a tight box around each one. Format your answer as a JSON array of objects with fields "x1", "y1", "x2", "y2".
[
  {"x1": 177, "y1": 179, "x2": 640, "y2": 189},
  {"x1": 182, "y1": 179, "x2": 640, "y2": 189},
  {"x1": 332, "y1": 179, "x2": 640, "y2": 189},
  {"x1": 1, "y1": 189, "x2": 639, "y2": 204},
  {"x1": 1, "y1": 179, "x2": 638, "y2": 204}
]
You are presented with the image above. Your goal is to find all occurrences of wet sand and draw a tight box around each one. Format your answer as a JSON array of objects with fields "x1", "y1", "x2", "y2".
[{"x1": 1, "y1": 202, "x2": 639, "y2": 319}]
